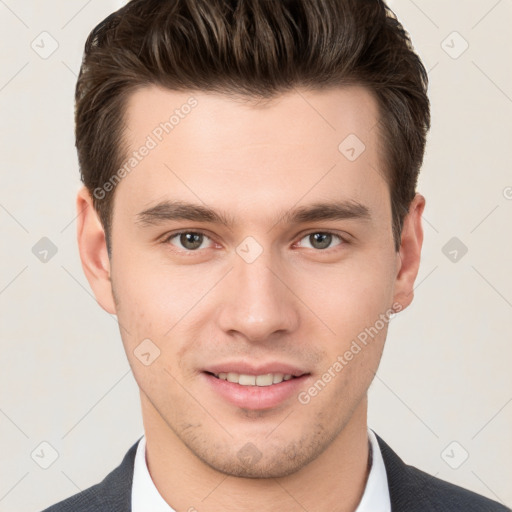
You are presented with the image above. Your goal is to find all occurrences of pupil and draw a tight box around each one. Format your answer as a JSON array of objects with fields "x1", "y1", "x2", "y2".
[
  {"x1": 181, "y1": 233, "x2": 202, "y2": 250},
  {"x1": 312, "y1": 233, "x2": 331, "y2": 249}
]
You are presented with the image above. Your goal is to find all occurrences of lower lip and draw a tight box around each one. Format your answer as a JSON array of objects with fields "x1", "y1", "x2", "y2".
[{"x1": 202, "y1": 372, "x2": 310, "y2": 410}]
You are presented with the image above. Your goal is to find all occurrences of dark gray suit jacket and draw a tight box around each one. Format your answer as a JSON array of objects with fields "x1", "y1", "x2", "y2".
[{"x1": 41, "y1": 434, "x2": 510, "y2": 511}]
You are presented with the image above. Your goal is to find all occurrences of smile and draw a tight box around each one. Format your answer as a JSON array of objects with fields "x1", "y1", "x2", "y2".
[{"x1": 211, "y1": 372, "x2": 297, "y2": 386}]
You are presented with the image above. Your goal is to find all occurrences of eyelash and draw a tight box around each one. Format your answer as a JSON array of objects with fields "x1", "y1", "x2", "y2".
[{"x1": 161, "y1": 229, "x2": 348, "y2": 254}]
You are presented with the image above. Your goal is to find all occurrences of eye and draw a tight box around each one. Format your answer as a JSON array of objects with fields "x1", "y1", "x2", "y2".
[
  {"x1": 162, "y1": 229, "x2": 347, "y2": 253},
  {"x1": 164, "y1": 231, "x2": 214, "y2": 251},
  {"x1": 297, "y1": 231, "x2": 345, "y2": 250}
]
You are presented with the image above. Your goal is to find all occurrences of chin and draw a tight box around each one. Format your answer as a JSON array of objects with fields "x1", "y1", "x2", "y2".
[
  {"x1": 202, "y1": 453, "x2": 309, "y2": 479},
  {"x1": 186, "y1": 433, "x2": 330, "y2": 479}
]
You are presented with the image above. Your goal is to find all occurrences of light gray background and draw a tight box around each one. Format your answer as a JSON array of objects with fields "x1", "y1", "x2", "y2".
[{"x1": 1, "y1": 1, "x2": 511, "y2": 511}]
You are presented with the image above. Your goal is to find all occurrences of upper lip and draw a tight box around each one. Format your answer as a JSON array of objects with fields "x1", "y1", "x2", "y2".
[{"x1": 204, "y1": 361, "x2": 309, "y2": 377}]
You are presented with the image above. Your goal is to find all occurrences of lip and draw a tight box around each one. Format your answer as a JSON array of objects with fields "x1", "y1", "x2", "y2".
[
  {"x1": 201, "y1": 361, "x2": 311, "y2": 410},
  {"x1": 204, "y1": 361, "x2": 309, "y2": 378}
]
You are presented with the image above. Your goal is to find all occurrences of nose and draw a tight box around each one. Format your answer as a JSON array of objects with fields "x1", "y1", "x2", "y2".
[{"x1": 216, "y1": 247, "x2": 300, "y2": 344}]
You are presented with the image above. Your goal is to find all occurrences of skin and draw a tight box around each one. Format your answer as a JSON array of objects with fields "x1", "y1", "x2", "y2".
[{"x1": 77, "y1": 84, "x2": 425, "y2": 512}]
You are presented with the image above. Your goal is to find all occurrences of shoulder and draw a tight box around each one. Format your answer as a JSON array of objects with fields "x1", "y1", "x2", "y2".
[
  {"x1": 375, "y1": 433, "x2": 510, "y2": 512},
  {"x1": 40, "y1": 438, "x2": 140, "y2": 512}
]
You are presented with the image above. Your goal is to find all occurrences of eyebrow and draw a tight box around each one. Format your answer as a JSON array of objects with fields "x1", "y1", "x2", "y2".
[{"x1": 135, "y1": 199, "x2": 371, "y2": 228}]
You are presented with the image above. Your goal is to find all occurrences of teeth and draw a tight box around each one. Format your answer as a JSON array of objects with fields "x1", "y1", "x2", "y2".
[
  {"x1": 239, "y1": 374, "x2": 256, "y2": 386},
  {"x1": 255, "y1": 374, "x2": 273, "y2": 386},
  {"x1": 214, "y1": 372, "x2": 295, "y2": 386}
]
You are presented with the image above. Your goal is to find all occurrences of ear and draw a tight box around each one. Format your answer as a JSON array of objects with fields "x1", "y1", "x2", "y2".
[
  {"x1": 392, "y1": 193, "x2": 425, "y2": 311},
  {"x1": 76, "y1": 186, "x2": 116, "y2": 315}
]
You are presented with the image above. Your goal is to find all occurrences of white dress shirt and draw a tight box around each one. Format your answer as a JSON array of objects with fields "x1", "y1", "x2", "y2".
[{"x1": 132, "y1": 427, "x2": 391, "y2": 511}]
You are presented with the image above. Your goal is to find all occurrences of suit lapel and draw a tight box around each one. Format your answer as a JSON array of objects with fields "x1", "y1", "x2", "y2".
[
  {"x1": 95, "y1": 437, "x2": 141, "y2": 512},
  {"x1": 375, "y1": 433, "x2": 431, "y2": 511}
]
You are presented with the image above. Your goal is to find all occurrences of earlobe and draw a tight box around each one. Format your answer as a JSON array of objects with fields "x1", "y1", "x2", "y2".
[
  {"x1": 76, "y1": 186, "x2": 117, "y2": 315},
  {"x1": 392, "y1": 193, "x2": 426, "y2": 311}
]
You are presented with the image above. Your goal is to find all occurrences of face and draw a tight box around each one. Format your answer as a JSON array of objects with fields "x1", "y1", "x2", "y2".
[{"x1": 79, "y1": 84, "x2": 423, "y2": 479}]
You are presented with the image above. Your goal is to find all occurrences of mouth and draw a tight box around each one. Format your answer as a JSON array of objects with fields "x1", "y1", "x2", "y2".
[
  {"x1": 205, "y1": 371, "x2": 301, "y2": 386},
  {"x1": 202, "y1": 366, "x2": 311, "y2": 410}
]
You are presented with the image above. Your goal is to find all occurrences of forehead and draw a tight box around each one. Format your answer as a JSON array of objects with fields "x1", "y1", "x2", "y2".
[
  {"x1": 115, "y1": 85, "x2": 388, "y2": 225},
  {"x1": 123, "y1": 84, "x2": 381, "y2": 151}
]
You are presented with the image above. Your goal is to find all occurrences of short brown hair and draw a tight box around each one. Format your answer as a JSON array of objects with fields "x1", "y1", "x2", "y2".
[{"x1": 76, "y1": 0, "x2": 430, "y2": 254}]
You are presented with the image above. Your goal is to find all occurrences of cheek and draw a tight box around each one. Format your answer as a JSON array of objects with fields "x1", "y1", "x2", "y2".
[
  {"x1": 111, "y1": 253, "x2": 216, "y2": 376},
  {"x1": 109, "y1": 259, "x2": 172, "y2": 378},
  {"x1": 296, "y1": 252, "x2": 396, "y2": 339},
  {"x1": 112, "y1": 250, "x2": 192, "y2": 329}
]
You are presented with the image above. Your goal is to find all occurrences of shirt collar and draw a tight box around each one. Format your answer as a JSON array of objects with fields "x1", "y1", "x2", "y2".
[
  {"x1": 132, "y1": 427, "x2": 390, "y2": 512},
  {"x1": 131, "y1": 434, "x2": 174, "y2": 512},
  {"x1": 355, "y1": 428, "x2": 391, "y2": 512}
]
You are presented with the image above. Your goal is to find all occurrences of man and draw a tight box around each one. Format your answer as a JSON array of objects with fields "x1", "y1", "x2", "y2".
[{"x1": 42, "y1": 0, "x2": 509, "y2": 511}]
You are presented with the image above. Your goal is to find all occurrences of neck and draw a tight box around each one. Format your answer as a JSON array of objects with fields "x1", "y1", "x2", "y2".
[{"x1": 141, "y1": 392, "x2": 370, "y2": 512}]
